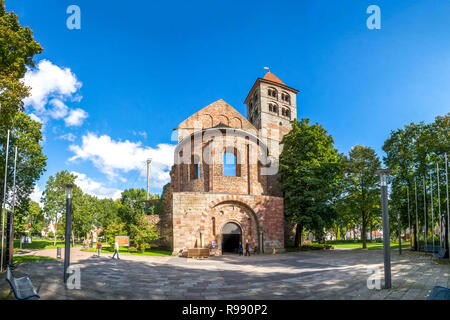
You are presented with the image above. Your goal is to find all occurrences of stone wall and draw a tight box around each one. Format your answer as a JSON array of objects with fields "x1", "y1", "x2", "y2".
[{"x1": 171, "y1": 192, "x2": 284, "y2": 255}]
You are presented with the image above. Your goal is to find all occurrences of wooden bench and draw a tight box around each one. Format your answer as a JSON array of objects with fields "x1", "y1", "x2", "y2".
[
  {"x1": 187, "y1": 248, "x2": 210, "y2": 258},
  {"x1": 5, "y1": 266, "x2": 40, "y2": 300},
  {"x1": 432, "y1": 247, "x2": 448, "y2": 259},
  {"x1": 427, "y1": 286, "x2": 450, "y2": 300}
]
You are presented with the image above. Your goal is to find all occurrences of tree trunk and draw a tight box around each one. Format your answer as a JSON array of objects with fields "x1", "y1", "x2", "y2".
[
  {"x1": 362, "y1": 211, "x2": 367, "y2": 249},
  {"x1": 294, "y1": 224, "x2": 303, "y2": 247},
  {"x1": 53, "y1": 220, "x2": 57, "y2": 246}
]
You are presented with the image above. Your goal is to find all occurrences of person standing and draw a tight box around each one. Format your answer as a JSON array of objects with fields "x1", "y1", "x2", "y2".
[
  {"x1": 96, "y1": 240, "x2": 102, "y2": 257},
  {"x1": 245, "y1": 240, "x2": 251, "y2": 256},
  {"x1": 238, "y1": 242, "x2": 243, "y2": 256},
  {"x1": 112, "y1": 240, "x2": 120, "y2": 260}
]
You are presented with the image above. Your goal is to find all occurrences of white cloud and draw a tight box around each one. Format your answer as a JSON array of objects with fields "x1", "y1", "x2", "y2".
[
  {"x1": 71, "y1": 171, "x2": 122, "y2": 199},
  {"x1": 23, "y1": 59, "x2": 88, "y2": 127},
  {"x1": 64, "y1": 108, "x2": 89, "y2": 126},
  {"x1": 59, "y1": 133, "x2": 76, "y2": 142},
  {"x1": 29, "y1": 185, "x2": 43, "y2": 207},
  {"x1": 69, "y1": 133, "x2": 175, "y2": 188},
  {"x1": 49, "y1": 99, "x2": 69, "y2": 119},
  {"x1": 23, "y1": 60, "x2": 82, "y2": 111}
]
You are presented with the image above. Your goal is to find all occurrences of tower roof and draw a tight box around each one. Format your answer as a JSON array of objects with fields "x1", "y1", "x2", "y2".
[
  {"x1": 263, "y1": 71, "x2": 285, "y2": 85},
  {"x1": 244, "y1": 70, "x2": 299, "y2": 104}
]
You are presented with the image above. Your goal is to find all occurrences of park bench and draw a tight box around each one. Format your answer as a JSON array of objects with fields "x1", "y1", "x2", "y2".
[
  {"x1": 432, "y1": 247, "x2": 448, "y2": 259},
  {"x1": 424, "y1": 245, "x2": 440, "y2": 253},
  {"x1": 187, "y1": 248, "x2": 210, "y2": 258},
  {"x1": 5, "y1": 265, "x2": 40, "y2": 300},
  {"x1": 427, "y1": 286, "x2": 450, "y2": 300}
]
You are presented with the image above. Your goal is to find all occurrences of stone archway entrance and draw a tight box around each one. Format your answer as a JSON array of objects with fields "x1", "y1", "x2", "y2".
[{"x1": 221, "y1": 222, "x2": 242, "y2": 254}]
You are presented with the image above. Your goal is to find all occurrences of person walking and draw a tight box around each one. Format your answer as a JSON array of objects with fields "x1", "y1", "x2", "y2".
[
  {"x1": 112, "y1": 240, "x2": 120, "y2": 260},
  {"x1": 238, "y1": 242, "x2": 243, "y2": 256},
  {"x1": 96, "y1": 240, "x2": 102, "y2": 257},
  {"x1": 245, "y1": 240, "x2": 251, "y2": 256}
]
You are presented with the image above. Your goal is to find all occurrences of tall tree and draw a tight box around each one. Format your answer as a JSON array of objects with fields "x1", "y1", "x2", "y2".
[
  {"x1": 280, "y1": 118, "x2": 343, "y2": 246},
  {"x1": 343, "y1": 145, "x2": 381, "y2": 249},
  {"x1": 0, "y1": 0, "x2": 43, "y2": 126},
  {"x1": 41, "y1": 171, "x2": 77, "y2": 245},
  {"x1": 0, "y1": 112, "x2": 46, "y2": 231},
  {"x1": 383, "y1": 114, "x2": 449, "y2": 241}
]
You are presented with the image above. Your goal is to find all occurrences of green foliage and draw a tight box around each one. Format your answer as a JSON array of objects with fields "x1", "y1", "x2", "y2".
[
  {"x1": 95, "y1": 198, "x2": 120, "y2": 228},
  {"x1": 28, "y1": 200, "x2": 44, "y2": 236},
  {"x1": 130, "y1": 216, "x2": 159, "y2": 253},
  {"x1": 0, "y1": 112, "x2": 47, "y2": 234},
  {"x1": 340, "y1": 145, "x2": 381, "y2": 248},
  {"x1": 0, "y1": 0, "x2": 43, "y2": 126},
  {"x1": 103, "y1": 222, "x2": 127, "y2": 246},
  {"x1": 286, "y1": 243, "x2": 335, "y2": 251},
  {"x1": 382, "y1": 113, "x2": 449, "y2": 238},
  {"x1": 280, "y1": 118, "x2": 343, "y2": 245},
  {"x1": 41, "y1": 171, "x2": 77, "y2": 244}
]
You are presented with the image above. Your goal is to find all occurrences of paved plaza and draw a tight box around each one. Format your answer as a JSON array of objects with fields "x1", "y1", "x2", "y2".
[{"x1": 1, "y1": 248, "x2": 449, "y2": 300}]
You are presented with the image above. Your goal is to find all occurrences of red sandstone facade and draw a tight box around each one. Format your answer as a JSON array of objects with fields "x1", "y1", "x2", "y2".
[{"x1": 161, "y1": 72, "x2": 299, "y2": 255}]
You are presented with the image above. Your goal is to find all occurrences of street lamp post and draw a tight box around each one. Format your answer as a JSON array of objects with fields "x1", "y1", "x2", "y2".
[
  {"x1": 64, "y1": 184, "x2": 75, "y2": 283},
  {"x1": 377, "y1": 169, "x2": 392, "y2": 289}
]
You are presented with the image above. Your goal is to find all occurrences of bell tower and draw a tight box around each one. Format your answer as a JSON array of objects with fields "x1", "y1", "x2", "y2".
[{"x1": 244, "y1": 70, "x2": 299, "y2": 160}]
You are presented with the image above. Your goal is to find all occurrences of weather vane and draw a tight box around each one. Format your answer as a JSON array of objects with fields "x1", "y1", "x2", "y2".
[{"x1": 264, "y1": 66, "x2": 270, "y2": 73}]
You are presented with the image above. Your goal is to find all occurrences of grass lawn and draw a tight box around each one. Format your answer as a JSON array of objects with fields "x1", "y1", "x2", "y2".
[
  {"x1": 12, "y1": 255, "x2": 56, "y2": 264},
  {"x1": 329, "y1": 240, "x2": 411, "y2": 250},
  {"x1": 81, "y1": 246, "x2": 171, "y2": 257},
  {"x1": 14, "y1": 239, "x2": 81, "y2": 250}
]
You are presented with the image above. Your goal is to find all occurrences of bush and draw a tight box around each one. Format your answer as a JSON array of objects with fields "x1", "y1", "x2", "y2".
[
  {"x1": 286, "y1": 243, "x2": 335, "y2": 251},
  {"x1": 104, "y1": 222, "x2": 127, "y2": 246},
  {"x1": 130, "y1": 216, "x2": 159, "y2": 253},
  {"x1": 301, "y1": 243, "x2": 334, "y2": 250}
]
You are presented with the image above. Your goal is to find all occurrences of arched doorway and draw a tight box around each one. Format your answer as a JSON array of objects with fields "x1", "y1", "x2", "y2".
[{"x1": 221, "y1": 222, "x2": 242, "y2": 253}]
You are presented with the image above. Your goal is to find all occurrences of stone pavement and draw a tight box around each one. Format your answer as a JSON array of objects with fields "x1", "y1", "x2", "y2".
[{"x1": 0, "y1": 248, "x2": 448, "y2": 300}]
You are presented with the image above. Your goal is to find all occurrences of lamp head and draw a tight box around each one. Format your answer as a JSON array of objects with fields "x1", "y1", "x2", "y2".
[
  {"x1": 64, "y1": 184, "x2": 75, "y2": 199},
  {"x1": 376, "y1": 169, "x2": 391, "y2": 186}
]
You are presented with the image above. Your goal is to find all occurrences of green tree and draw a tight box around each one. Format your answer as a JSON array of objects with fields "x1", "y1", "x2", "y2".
[
  {"x1": 0, "y1": 112, "x2": 46, "y2": 234},
  {"x1": 130, "y1": 216, "x2": 159, "y2": 253},
  {"x1": 27, "y1": 200, "x2": 44, "y2": 236},
  {"x1": 94, "y1": 198, "x2": 120, "y2": 229},
  {"x1": 343, "y1": 145, "x2": 381, "y2": 248},
  {"x1": 41, "y1": 171, "x2": 77, "y2": 245},
  {"x1": 280, "y1": 118, "x2": 343, "y2": 246},
  {"x1": 383, "y1": 114, "x2": 449, "y2": 242},
  {"x1": 72, "y1": 193, "x2": 96, "y2": 239},
  {"x1": 0, "y1": 0, "x2": 43, "y2": 126},
  {"x1": 103, "y1": 221, "x2": 127, "y2": 246},
  {"x1": 118, "y1": 188, "x2": 158, "y2": 234}
]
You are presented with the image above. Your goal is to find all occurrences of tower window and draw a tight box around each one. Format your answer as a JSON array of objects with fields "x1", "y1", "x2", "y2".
[
  {"x1": 281, "y1": 107, "x2": 291, "y2": 119},
  {"x1": 269, "y1": 103, "x2": 279, "y2": 114},
  {"x1": 281, "y1": 92, "x2": 291, "y2": 103},
  {"x1": 268, "y1": 88, "x2": 278, "y2": 98}
]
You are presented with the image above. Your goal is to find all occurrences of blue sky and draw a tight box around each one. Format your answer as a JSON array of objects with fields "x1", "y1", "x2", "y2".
[{"x1": 6, "y1": 0, "x2": 450, "y2": 201}]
